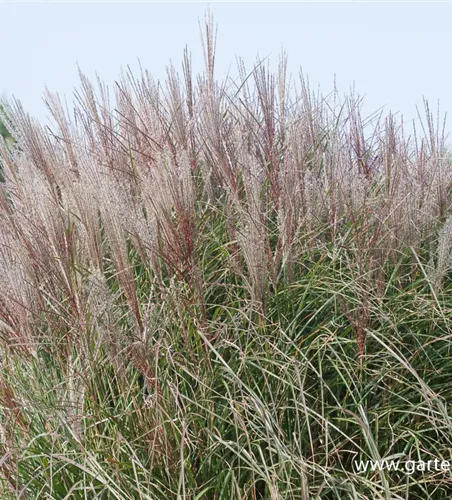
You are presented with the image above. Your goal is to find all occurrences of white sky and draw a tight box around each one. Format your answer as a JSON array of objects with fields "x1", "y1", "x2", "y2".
[{"x1": 1, "y1": 2, "x2": 452, "y2": 141}]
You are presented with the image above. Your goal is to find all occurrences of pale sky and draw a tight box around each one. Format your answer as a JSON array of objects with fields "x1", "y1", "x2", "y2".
[{"x1": 1, "y1": 2, "x2": 452, "y2": 141}]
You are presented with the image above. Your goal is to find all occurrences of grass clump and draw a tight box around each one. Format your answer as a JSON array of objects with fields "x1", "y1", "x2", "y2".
[{"x1": 1, "y1": 12, "x2": 452, "y2": 499}]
